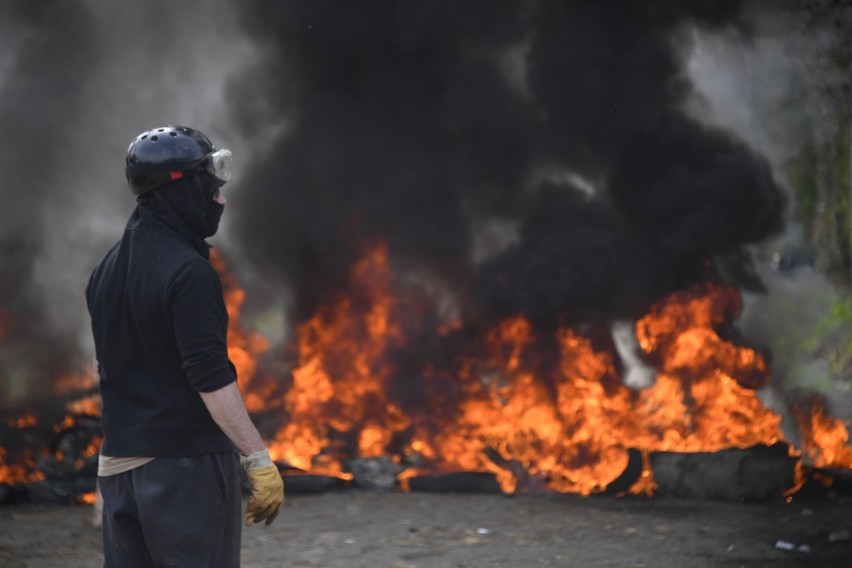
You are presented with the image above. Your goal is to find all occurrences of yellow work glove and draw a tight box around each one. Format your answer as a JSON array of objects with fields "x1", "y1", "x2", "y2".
[{"x1": 241, "y1": 450, "x2": 285, "y2": 526}]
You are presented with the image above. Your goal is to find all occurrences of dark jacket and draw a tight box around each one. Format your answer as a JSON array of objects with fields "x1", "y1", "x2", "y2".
[{"x1": 86, "y1": 183, "x2": 235, "y2": 457}]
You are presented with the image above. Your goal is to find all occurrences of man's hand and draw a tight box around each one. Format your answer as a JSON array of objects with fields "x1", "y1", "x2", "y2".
[{"x1": 242, "y1": 450, "x2": 285, "y2": 526}]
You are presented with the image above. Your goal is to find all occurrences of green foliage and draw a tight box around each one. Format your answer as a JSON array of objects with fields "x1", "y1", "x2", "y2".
[
  {"x1": 786, "y1": 143, "x2": 822, "y2": 233},
  {"x1": 781, "y1": 22, "x2": 851, "y2": 289},
  {"x1": 784, "y1": 125, "x2": 851, "y2": 289},
  {"x1": 803, "y1": 295, "x2": 852, "y2": 382},
  {"x1": 752, "y1": 14, "x2": 852, "y2": 393}
]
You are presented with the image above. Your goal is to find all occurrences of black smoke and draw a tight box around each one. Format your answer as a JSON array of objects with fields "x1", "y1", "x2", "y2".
[
  {"x1": 0, "y1": 0, "x2": 815, "y2": 411},
  {"x1": 228, "y1": 0, "x2": 786, "y2": 328},
  {"x1": 228, "y1": 1, "x2": 538, "y2": 322}
]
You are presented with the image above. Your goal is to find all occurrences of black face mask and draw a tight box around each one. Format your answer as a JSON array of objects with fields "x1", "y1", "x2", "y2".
[
  {"x1": 140, "y1": 173, "x2": 226, "y2": 243},
  {"x1": 204, "y1": 188, "x2": 225, "y2": 237}
]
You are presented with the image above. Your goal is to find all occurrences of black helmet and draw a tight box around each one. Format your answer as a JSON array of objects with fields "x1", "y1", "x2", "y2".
[{"x1": 125, "y1": 125, "x2": 232, "y2": 196}]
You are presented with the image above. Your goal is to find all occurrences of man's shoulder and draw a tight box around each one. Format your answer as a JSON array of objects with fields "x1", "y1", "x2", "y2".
[
  {"x1": 155, "y1": 241, "x2": 218, "y2": 289},
  {"x1": 153, "y1": 239, "x2": 212, "y2": 274},
  {"x1": 102, "y1": 227, "x2": 213, "y2": 290}
]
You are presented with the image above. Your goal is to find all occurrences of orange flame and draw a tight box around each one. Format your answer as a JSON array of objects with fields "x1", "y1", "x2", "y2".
[
  {"x1": 398, "y1": 284, "x2": 791, "y2": 494},
  {"x1": 210, "y1": 250, "x2": 276, "y2": 413},
  {"x1": 76, "y1": 492, "x2": 97, "y2": 505},
  {"x1": 54, "y1": 367, "x2": 102, "y2": 417},
  {"x1": 266, "y1": 245, "x2": 408, "y2": 479},
  {"x1": 239, "y1": 246, "x2": 851, "y2": 495},
  {"x1": 632, "y1": 283, "x2": 784, "y2": 453},
  {"x1": 0, "y1": 448, "x2": 45, "y2": 485},
  {"x1": 7, "y1": 414, "x2": 38, "y2": 429},
  {"x1": 5, "y1": 246, "x2": 850, "y2": 501},
  {"x1": 792, "y1": 396, "x2": 852, "y2": 469}
]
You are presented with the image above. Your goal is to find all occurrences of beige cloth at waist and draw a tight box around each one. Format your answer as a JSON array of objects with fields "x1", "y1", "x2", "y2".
[{"x1": 98, "y1": 454, "x2": 155, "y2": 477}]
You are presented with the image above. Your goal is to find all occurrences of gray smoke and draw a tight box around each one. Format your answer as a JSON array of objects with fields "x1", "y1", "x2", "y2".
[
  {"x1": 0, "y1": 1, "x2": 105, "y2": 407},
  {"x1": 689, "y1": 1, "x2": 852, "y2": 408},
  {"x1": 0, "y1": 0, "x2": 248, "y2": 409}
]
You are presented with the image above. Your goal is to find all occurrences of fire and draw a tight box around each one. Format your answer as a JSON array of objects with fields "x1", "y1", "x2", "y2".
[
  {"x1": 2, "y1": 246, "x2": 851, "y2": 503},
  {"x1": 400, "y1": 283, "x2": 787, "y2": 494},
  {"x1": 7, "y1": 414, "x2": 37, "y2": 429},
  {"x1": 0, "y1": 368, "x2": 102, "y2": 489},
  {"x1": 77, "y1": 492, "x2": 97, "y2": 505},
  {"x1": 1, "y1": 410, "x2": 44, "y2": 486},
  {"x1": 53, "y1": 368, "x2": 102, "y2": 417},
  {"x1": 402, "y1": 319, "x2": 634, "y2": 495},
  {"x1": 53, "y1": 369, "x2": 97, "y2": 395},
  {"x1": 265, "y1": 245, "x2": 408, "y2": 479},
  {"x1": 635, "y1": 285, "x2": 769, "y2": 390},
  {"x1": 0, "y1": 448, "x2": 45, "y2": 485},
  {"x1": 632, "y1": 283, "x2": 784, "y2": 453},
  {"x1": 792, "y1": 396, "x2": 852, "y2": 469},
  {"x1": 210, "y1": 250, "x2": 277, "y2": 413},
  {"x1": 242, "y1": 247, "x2": 852, "y2": 495}
]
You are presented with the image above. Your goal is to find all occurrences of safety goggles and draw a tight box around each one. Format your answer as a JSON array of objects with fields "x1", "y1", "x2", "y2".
[{"x1": 197, "y1": 148, "x2": 232, "y2": 183}]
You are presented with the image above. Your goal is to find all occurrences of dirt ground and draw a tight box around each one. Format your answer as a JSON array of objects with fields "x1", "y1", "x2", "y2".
[{"x1": 1, "y1": 487, "x2": 850, "y2": 568}]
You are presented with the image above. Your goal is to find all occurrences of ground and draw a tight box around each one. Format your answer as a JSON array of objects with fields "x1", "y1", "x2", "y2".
[{"x1": 1, "y1": 488, "x2": 850, "y2": 568}]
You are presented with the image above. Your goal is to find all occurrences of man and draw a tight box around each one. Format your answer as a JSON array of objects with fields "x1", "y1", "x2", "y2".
[{"x1": 86, "y1": 125, "x2": 285, "y2": 567}]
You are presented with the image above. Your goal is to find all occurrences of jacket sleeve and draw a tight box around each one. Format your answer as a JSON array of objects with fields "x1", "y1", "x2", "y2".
[{"x1": 168, "y1": 259, "x2": 237, "y2": 393}]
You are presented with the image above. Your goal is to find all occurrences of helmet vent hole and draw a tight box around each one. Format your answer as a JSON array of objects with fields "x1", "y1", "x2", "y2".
[
  {"x1": 157, "y1": 128, "x2": 165, "y2": 132},
  {"x1": 151, "y1": 135, "x2": 158, "y2": 141},
  {"x1": 140, "y1": 135, "x2": 147, "y2": 140},
  {"x1": 169, "y1": 131, "x2": 177, "y2": 137}
]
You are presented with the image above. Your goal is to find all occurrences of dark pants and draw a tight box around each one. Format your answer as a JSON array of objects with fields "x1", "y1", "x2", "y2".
[{"x1": 99, "y1": 452, "x2": 241, "y2": 568}]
